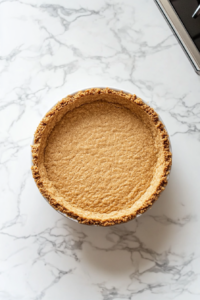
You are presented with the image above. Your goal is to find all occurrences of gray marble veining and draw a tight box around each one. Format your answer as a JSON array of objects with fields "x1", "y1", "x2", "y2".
[{"x1": 0, "y1": 0, "x2": 200, "y2": 299}]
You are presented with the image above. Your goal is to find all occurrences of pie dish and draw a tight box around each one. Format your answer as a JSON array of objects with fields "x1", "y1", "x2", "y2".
[{"x1": 31, "y1": 88, "x2": 172, "y2": 226}]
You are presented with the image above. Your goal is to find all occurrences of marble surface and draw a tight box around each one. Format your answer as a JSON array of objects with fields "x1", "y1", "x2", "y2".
[{"x1": 0, "y1": 0, "x2": 200, "y2": 299}]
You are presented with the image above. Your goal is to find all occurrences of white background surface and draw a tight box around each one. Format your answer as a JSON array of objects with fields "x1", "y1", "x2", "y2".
[{"x1": 0, "y1": 0, "x2": 200, "y2": 299}]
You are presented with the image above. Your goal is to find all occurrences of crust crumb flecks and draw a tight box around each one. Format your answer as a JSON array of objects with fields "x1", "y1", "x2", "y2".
[{"x1": 31, "y1": 88, "x2": 172, "y2": 226}]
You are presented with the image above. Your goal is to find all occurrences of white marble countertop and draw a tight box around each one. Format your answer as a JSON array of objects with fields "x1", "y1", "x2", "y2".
[{"x1": 0, "y1": 0, "x2": 200, "y2": 299}]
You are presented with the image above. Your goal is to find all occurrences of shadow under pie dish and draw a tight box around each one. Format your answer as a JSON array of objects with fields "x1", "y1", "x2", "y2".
[{"x1": 31, "y1": 88, "x2": 172, "y2": 226}]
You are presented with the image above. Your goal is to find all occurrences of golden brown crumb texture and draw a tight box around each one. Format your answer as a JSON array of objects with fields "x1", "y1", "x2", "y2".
[{"x1": 31, "y1": 88, "x2": 172, "y2": 226}]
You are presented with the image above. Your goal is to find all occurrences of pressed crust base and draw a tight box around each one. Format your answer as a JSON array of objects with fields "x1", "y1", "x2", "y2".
[{"x1": 31, "y1": 88, "x2": 172, "y2": 226}]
